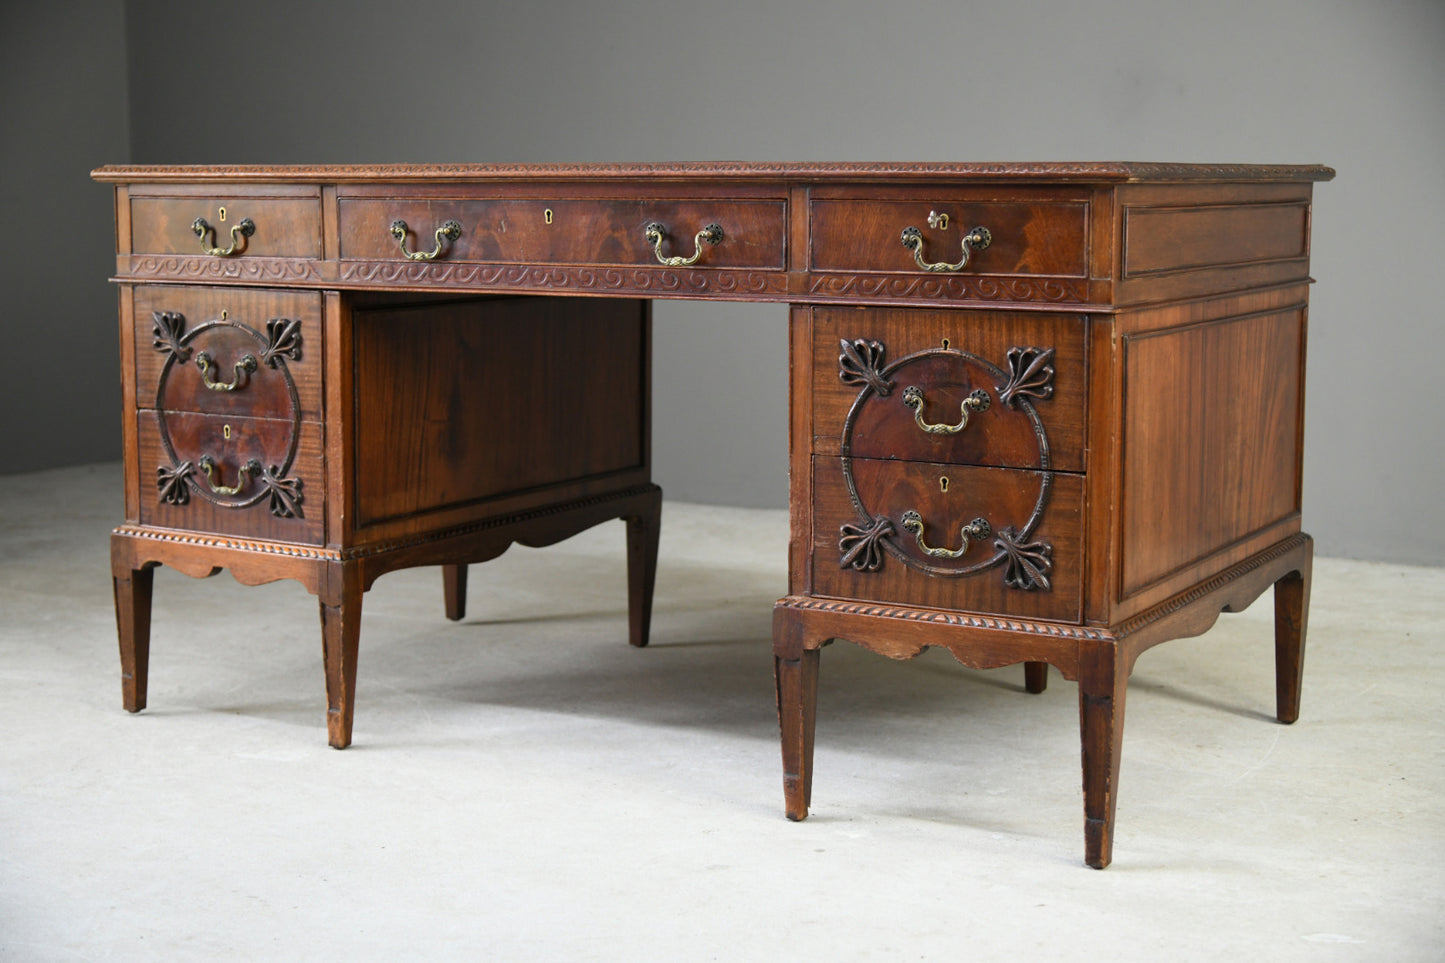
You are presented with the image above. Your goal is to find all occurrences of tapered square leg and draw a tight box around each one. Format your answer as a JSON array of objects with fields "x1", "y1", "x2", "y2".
[
  {"x1": 1274, "y1": 535, "x2": 1312, "y2": 724},
  {"x1": 113, "y1": 565, "x2": 155, "y2": 713},
  {"x1": 319, "y1": 564, "x2": 363, "y2": 749},
  {"x1": 774, "y1": 611, "x2": 820, "y2": 820},
  {"x1": 624, "y1": 488, "x2": 662, "y2": 648},
  {"x1": 443, "y1": 564, "x2": 468, "y2": 622},
  {"x1": 1078, "y1": 646, "x2": 1128, "y2": 869},
  {"x1": 1025, "y1": 661, "x2": 1049, "y2": 694}
]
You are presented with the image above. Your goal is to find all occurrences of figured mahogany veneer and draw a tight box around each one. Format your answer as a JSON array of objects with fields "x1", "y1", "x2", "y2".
[{"x1": 95, "y1": 161, "x2": 1331, "y2": 868}]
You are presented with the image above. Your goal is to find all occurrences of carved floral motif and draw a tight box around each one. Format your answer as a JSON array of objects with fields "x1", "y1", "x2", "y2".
[
  {"x1": 259, "y1": 318, "x2": 303, "y2": 368},
  {"x1": 258, "y1": 466, "x2": 303, "y2": 518},
  {"x1": 839, "y1": 515, "x2": 896, "y2": 571},
  {"x1": 156, "y1": 461, "x2": 193, "y2": 505},
  {"x1": 837, "y1": 339, "x2": 892, "y2": 396},
  {"x1": 999, "y1": 347, "x2": 1056, "y2": 409},
  {"x1": 151, "y1": 312, "x2": 190, "y2": 361},
  {"x1": 994, "y1": 527, "x2": 1053, "y2": 591}
]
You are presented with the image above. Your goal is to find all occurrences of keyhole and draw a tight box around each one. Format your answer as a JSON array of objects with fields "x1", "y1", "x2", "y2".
[
  {"x1": 218, "y1": 206, "x2": 227, "y2": 222},
  {"x1": 223, "y1": 424, "x2": 232, "y2": 441},
  {"x1": 940, "y1": 476, "x2": 950, "y2": 493},
  {"x1": 544, "y1": 208, "x2": 554, "y2": 225},
  {"x1": 941, "y1": 338, "x2": 951, "y2": 349}
]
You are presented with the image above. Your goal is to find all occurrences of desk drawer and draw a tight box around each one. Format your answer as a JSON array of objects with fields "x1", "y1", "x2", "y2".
[
  {"x1": 811, "y1": 456, "x2": 1082, "y2": 623},
  {"x1": 337, "y1": 195, "x2": 787, "y2": 270},
  {"x1": 133, "y1": 286, "x2": 321, "y2": 422},
  {"x1": 811, "y1": 196, "x2": 1088, "y2": 276},
  {"x1": 130, "y1": 196, "x2": 322, "y2": 259},
  {"x1": 138, "y1": 410, "x2": 323, "y2": 545},
  {"x1": 813, "y1": 307, "x2": 1086, "y2": 472}
]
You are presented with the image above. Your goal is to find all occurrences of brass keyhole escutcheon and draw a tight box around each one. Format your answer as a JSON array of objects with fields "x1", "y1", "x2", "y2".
[
  {"x1": 218, "y1": 206, "x2": 227, "y2": 222},
  {"x1": 942, "y1": 338, "x2": 951, "y2": 349},
  {"x1": 223, "y1": 424, "x2": 231, "y2": 440},
  {"x1": 940, "y1": 476, "x2": 950, "y2": 493},
  {"x1": 928, "y1": 210, "x2": 949, "y2": 230},
  {"x1": 544, "y1": 208, "x2": 554, "y2": 225}
]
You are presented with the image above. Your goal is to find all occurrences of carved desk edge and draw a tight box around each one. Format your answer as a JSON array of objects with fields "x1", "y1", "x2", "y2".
[{"x1": 91, "y1": 161, "x2": 1336, "y2": 184}]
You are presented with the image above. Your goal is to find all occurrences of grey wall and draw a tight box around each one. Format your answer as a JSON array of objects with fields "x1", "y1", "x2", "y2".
[
  {"x1": 1, "y1": 1, "x2": 130, "y2": 472},
  {"x1": 7, "y1": 0, "x2": 1443, "y2": 564}
]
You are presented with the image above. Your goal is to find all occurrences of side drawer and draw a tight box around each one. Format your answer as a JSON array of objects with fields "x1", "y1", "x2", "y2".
[
  {"x1": 813, "y1": 307, "x2": 1087, "y2": 472},
  {"x1": 810, "y1": 456, "x2": 1083, "y2": 623},
  {"x1": 137, "y1": 411, "x2": 323, "y2": 545},
  {"x1": 337, "y1": 194, "x2": 787, "y2": 270},
  {"x1": 130, "y1": 195, "x2": 322, "y2": 259},
  {"x1": 133, "y1": 286, "x2": 322, "y2": 422}
]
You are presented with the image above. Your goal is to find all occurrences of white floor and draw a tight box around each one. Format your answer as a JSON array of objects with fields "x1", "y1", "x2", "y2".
[{"x1": 1, "y1": 463, "x2": 1441, "y2": 961}]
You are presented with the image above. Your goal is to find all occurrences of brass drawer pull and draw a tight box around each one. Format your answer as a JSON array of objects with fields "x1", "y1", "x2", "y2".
[
  {"x1": 901, "y1": 510, "x2": 991, "y2": 559},
  {"x1": 899, "y1": 224, "x2": 991, "y2": 272},
  {"x1": 192, "y1": 217, "x2": 255, "y2": 257},
  {"x1": 644, "y1": 222, "x2": 723, "y2": 266},
  {"x1": 198, "y1": 455, "x2": 260, "y2": 496},
  {"x1": 195, "y1": 352, "x2": 257, "y2": 392},
  {"x1": 901, "y1": 385, "x2": 990, "y2": 434},
  {"x1": 390, "y1": 219, "x2": 462, "y2": 261}
]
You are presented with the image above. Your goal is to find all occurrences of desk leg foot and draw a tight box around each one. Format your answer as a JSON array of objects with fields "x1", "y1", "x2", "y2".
[
  {"x1": 1274, "y1": 536, "x2": 1311, "y2": 724},
  {"x1": 320, "y1": 574, "x2": 363, "y2": 749},
  {"x1": 113, "y1": 565, "x2": 155, "y2": 713},
  {"x1": 624, "y1": 488, "x2": 662, "y2": 648},
  {"x1": 1024, "y1": 661, "x2": 1049, "y2": 694},
  {"x1": 1079, "y1": 647, "x2": 1127, "y2": 869},
  {"x1": 774, "y1": 611, "x2": 820, "y2": 820},
  {"x1": 443, "y1": 564, "x2": 468, "y2": 622}
]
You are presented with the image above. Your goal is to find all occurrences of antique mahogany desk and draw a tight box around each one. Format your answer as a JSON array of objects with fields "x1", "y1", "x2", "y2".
[{"x1": 93, "y1": 162, "x2": 1331, "y2": 867}]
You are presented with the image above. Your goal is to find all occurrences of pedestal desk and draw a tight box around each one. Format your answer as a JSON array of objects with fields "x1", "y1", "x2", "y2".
[{"x1": 92, "y1": 162, "x2": 1331, "y2": 867}]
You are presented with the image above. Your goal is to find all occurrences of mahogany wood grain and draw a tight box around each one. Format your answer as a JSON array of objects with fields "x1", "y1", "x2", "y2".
[
  {"x1": 112, "y1": 562, "x2": 155, "y2": 713},
  {"x1": 350, "y1": 295, "x2": 646, "y2": 531},
  {"x1": 133, "y1": 286, "x2": 323, "y2": 421},
  {"x1": 810, "y1": 196, "x2": 1088, "y2": 278},
  {"x1": 338, "y1": 196, "x2": 786, "y2": 270},
  {"x1": 130, "y1": 194, "x2": 322, "y2": 259},
  {"x1": 811, "y1": 456, "x2": 1084, "y2": 622},
  {"x1": 136, "y1": 411, "x2": 325, "y2": 545},
  {"x1": 1274, "y1": 538, "x2": 1312, "y2": 724},
  {"x1": 812, "y1": 307, "x2": 1088, "y2": 471},
  {"x1": 96, "y1": 161, "x2": 1332, "y2": 868},
  {"x1": 1118, "y1": 306, "x2": 1303, "y2": 598}
]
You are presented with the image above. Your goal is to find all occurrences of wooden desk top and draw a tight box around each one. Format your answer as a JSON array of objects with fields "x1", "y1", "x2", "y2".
[{"x1": 92, "y1": 161, "x2": 1335, "y2": 185}]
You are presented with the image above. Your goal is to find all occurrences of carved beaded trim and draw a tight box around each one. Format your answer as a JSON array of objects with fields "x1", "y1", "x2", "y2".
[{"x1": 774, "y1": 595, "x2": 1112, "y2": 641}]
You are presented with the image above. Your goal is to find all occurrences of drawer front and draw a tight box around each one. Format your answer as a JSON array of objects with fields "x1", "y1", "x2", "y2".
[
  {"x1": 813, "y1": 307, "x2": 1086, "y2": 472},
  {"x1": 337, "y1": 196, "x2": 787, "y2": 270},
  {"x1": 811, "y1": 197, "x2": 1088, "y2": 278},
  {"x1": 133, "y1": 286, "x2": 322, "y2": 422},
  {"x1": 137, "y1": 410, "x2": 323, "y2": 545},
  {"x1": 811, "y1": 456, "x2": 1083, "y2": 622},
  {"x1": 130, "y1": 197, "x2": 322, "y2": 259}
]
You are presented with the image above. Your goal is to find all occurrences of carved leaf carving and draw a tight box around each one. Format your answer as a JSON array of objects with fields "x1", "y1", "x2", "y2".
[
  {"x1": 151, "y1": 312, "x2": 190, "y2": 361},
  {"x1": 259, "y1": 465, "x2": 303, "y2": 518},
  {"x1": 999, "y1": 346, "x2": 1055, "y2": 408},
  {"x1": 839, "y1": 339, "x2": 893, "y2": 396},
  {"x1": 259, "y1": 318, "x2": 303, "y2": 368},
  {"x1": 839, "y1": 515, "x2": 896, "y2": 571},
  {"x1": 156, "y1": 461, "x2": 193, "y2": 505},
  {"x1": 994, "y1": 527, "x2": 1053, "y2": 591}
]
